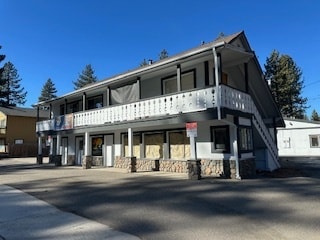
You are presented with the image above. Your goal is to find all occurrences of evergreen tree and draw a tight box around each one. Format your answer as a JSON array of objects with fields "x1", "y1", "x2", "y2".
[
  {"x1": 73, "y1": 64, "x2": 97, "y2": 90},
  {"x1": 311, "y1": 109, "x2": 320, "y2": 121},
  {"x1": 0, "y1": 46, "x2": 6, "y2": 97},
  {"x1": 0, "y1": 61, "x2": 27, "y2": 106},
  {"x1": 264, "y1": 50, "x2": 308, "y2": 118},
  {"x1": 159, "y1": 49, "x2": 168, "y2": 60},
  {"x1": 38, "y1": 78, "x2": 57, "y2": 102},
  {"x1": 0, "y1": 45, "x2": 5, "y2": 73}
]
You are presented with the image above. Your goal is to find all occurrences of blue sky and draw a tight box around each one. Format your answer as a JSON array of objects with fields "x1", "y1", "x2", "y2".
[{"x1": 1, "y1": 0, "x2": 320, "y2": 116}]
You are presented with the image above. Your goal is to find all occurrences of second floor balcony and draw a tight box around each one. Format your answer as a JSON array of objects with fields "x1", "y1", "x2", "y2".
[{"x1": 36, "y1": 85, "x2": 253, "y2": 133}]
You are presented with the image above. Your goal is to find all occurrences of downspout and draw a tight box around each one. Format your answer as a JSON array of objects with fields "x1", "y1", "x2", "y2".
[{"x1": 212, "y1": 42, "x2": 224, "y2": 120}]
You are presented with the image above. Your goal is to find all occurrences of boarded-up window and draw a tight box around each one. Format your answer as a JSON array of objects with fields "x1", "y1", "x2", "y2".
[
  {"x1": 110, "y1": 82, "x2": 139, "y2": 105},
  {"x1": 123, "y1": 135, "x2": 141, "y2": 157},
  {"x1": 169, "y1": 131, "x2": 190, "y2": 159},
  {"x1": 144, "y1": 133, "x2": 164, "y2": 158},
  {"x1": 162, "y1": 70, "x2": 195, "y2": 94}
]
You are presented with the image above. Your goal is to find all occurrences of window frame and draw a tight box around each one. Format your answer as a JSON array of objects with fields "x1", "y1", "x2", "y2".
[
  {"x1": 161, "y1": 69, "x2": 196, "y2": 95},
  {"x1": 210, "y1": 125, "x2": 230, "y2": 153},
  {"x1": 309, "y1": 135, "x2": 320, "y2": 148},
  {"x1": 239, "y1": 126, "x2": 253, "y2": 152}
]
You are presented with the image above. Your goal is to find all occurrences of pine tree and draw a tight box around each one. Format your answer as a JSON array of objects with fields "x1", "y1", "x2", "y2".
[
  {"x1": 159, "y1": 49, "x2": 168, "y2": 60},
  {"x1": 0, "y1": 46, "x2": 6, "y2": 97},
  {"x1": 38, "y1": 78, "x2": 57, "y2": 102},
  {"x1": 0, "y1": 45, "x2": 5, "y2": 73},
  {"x1": 73, "y1": 64, "x2": 97, "y2": 90},
  {"x1": 264, "y1": 50, "x2": 308, "y2": 118},
  {"x1": 0, "y1": 61, "x2": 27, "y2": 106},
  {"x1": 311, "y1": 109, "x2": 320, "y2": 121}
]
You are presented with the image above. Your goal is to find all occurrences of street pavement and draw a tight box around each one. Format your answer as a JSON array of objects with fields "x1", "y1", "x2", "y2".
[{"x1": 1, "y1": 157, "x2": 320, "y2": 240}]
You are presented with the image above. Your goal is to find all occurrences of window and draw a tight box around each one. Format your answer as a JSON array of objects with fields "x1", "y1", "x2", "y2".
[
  {"x1": 92, "y1": 136, "x2": 103, "y2": 156},
  {"x1": 239, "y1": 127, "x2": 253, "y2": 151},
  {"x1": 211, "y1": 126, "x2": 230, "y2": 153},
  {"x1": 123, "y1": 134, "x2": 141, "y2": 157},
  {"x1": 169, "y1": 131, "x2": 190, "y2": 159},
  {"x1": 310, "y1": 135, "x2": 320, "y2": 148},
  {"x1": 87, "y1": 95, "x2": 103, "y2": 110},
  {"x1": 144, "y1": 133, "x2": 164, "y2": 158},
  {"x1": 162, "y1": 70, "x2": 195, "y2": 94},
  {"x1": 66, "y1": 100, "x2": 82, "y2": 113}
]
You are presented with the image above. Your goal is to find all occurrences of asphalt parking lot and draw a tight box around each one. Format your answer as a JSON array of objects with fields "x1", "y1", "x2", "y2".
[{"x1": 1, "y1": 157, "x2": 320, "y2": 240}]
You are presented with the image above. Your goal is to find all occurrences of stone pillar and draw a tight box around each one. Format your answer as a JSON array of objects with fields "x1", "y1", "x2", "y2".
[
  {"x1": 127, "y1": 157, "x2": 136, "y2": 173},
  {"x1": 82, "y1": 155, "x2": 92, "y2": 169},
  {"x1": 187, "y1": 159, "x2": 201, "y2": 180}
]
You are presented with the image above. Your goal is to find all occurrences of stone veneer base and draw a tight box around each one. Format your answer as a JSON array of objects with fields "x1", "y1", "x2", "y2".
[{"x1": 114, "y1": 157, "x2": 256, "y2": 179}]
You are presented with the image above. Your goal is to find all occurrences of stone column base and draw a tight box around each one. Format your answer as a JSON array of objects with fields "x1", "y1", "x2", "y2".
[
  {"x1": 37, "y1": 154, "x2": 43, "y2": 164},
  {"x1": 126, "y1": 157, "x2": 136, "y2": 173},
  {"x1": 187, "y1": 159, "x2": 201, "y2": 180},
  {"x1": 82, "y1": 156, "x2": 92, "y2": 169},
  {"x1": 54, "y1": 155, "x2": 62, "y2": 166}
]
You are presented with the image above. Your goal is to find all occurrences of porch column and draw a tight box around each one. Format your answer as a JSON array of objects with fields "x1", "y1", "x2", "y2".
[
  {"x1": 244, "y1": 63, "x2": 249, "y2": 93},
  {"x1": 213, "y1": 49, "x2": 222, "y2": 119},
  {"x1": 177, "y1": 64, "x2": 181, "y2": 92},
  {"x1": 127, "y1": 128, "x2": 133, "y2": 157},
  {"x1": 37, "y1": 135, "x2": 43, "y2": 164},
  {"x1": 55, "y1": 133, "x2": 62, "y2": 166},
  {"x1": 232, "y1": 125, "x2": 241, "y2": 180},
  {"x1": 83, "y1": 131, "x2": 92, "y2": 169},
  {"x1": 127, "y1": 127, "x2": 136, "y2": 172},
  {"x1": 82, "y1": 93, "x2": 86, "y2": 111},
  {"x1": 56, "y1": 133, "x2": 61, "y2": 155},
  {"x1": 137, "y1": 77, "x2": 141, "y2": 99},
  {"x1": 84, "y1": 131, "x2": 90, "y2": 156}
]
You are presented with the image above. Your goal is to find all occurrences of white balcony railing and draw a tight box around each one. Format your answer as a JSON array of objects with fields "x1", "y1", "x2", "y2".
[{"x1": 36, "y1": 87, "x2": 216, "y2": 131}]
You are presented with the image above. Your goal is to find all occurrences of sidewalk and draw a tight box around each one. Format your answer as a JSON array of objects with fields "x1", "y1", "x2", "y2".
[{"x1": 0, "y1": 185, "x2": 140, "y2": 240}]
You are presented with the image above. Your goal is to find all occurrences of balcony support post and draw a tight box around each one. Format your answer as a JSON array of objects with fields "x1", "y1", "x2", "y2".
[
  {"x1": 177, "y1": 64, "x2": 181, "y2": 92},
  {"x1": 37, "y1": 135, "x2": 43, "y2": 164},
  {"x1": 213, "y1": 47, "x2": 222, "y2": 120}
]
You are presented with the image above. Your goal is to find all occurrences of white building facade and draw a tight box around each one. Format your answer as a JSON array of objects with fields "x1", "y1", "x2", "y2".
[
  {"x1": 278, "y1": 119, "x2": 320, "y2": 157},
  {"x1": 35, "y1": 31, "x2": 284, "y2": 179}
]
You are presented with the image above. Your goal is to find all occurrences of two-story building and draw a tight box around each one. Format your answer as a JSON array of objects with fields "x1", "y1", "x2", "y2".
[{"x1": 35, "y1": 31, "x2": 284, "y2": 179}]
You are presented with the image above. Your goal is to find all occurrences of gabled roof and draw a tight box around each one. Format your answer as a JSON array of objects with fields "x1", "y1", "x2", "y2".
[
  {"x1": 0, "y1": 106, "x2": 48, "y2": 118},
  {"x1": 34, "y1": 31, "x2": 245, "y2": 106}
]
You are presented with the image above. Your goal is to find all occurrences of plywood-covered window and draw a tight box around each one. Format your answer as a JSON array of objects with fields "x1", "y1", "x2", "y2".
[
  {"x1": 169, "y1": 131, "x2": 190, "y2": 159},
  {"x1": 144, "y1": 133, "x2": 164, "y2": 158},
  {"x1": 123, "y1": 134, "x2": 141, "y2": 157}
]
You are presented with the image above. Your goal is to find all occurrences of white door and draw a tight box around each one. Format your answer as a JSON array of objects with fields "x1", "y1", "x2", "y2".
[
  {"x1": 61, "y1": 138, "x2": 68, "y2": 165},
  {"x1": 104, "y1": 135, "x2": 114, "y2": 167},
  {"x1": 75, "y1": 137, "x2": 84, "y2": 165}
]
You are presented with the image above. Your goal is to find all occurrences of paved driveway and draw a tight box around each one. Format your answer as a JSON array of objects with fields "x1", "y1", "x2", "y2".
[{"x1": 1, "y1": 157, "x2": 319, "y2": 240}]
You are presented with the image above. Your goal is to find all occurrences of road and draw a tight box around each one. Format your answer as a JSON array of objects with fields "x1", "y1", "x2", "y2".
[{"x1": 1, "y1": 157, "x2": 320, "y2": 240}]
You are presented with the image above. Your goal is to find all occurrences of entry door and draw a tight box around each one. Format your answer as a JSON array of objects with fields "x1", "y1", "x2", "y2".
[
  {"x1": 75, "y1": 137, "x2": 84, "y2": 165},
  {"x1": 61, "y1": 138, "x2": 68, "y2": 165},
  {"x1": 103, "y1": 135, "x2": 114, "y2": 167}
]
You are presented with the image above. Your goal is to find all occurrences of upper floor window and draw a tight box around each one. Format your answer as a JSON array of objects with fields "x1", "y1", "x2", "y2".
[
  {"x1": 66, "y1": 100, "x2": 82, "y2": 114},
  {"x1": 310, "y1": 135, "x2": 320, "y2": 148},
  {"x1": 87, "y1": 95, "x2": 103, "y2": 110},
  {"x1": 162, "y1": 70, "x2": 195, "y2": 94}
]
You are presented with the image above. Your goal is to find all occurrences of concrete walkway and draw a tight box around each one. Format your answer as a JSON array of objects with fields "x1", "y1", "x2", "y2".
[{"x1": 0, "y1": 185, "x2": 140, "y2": 240}]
